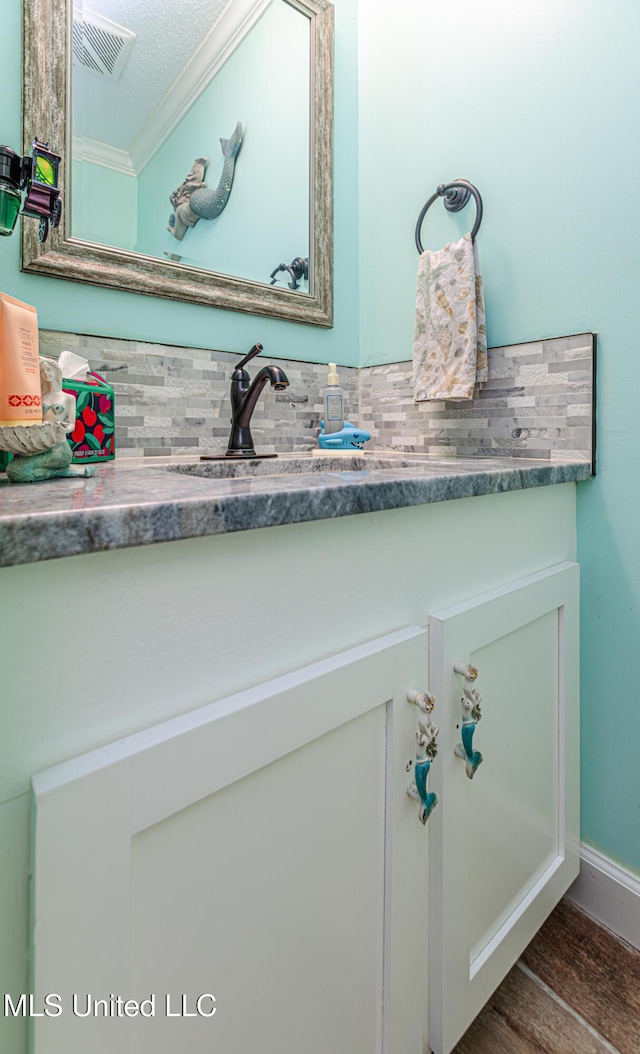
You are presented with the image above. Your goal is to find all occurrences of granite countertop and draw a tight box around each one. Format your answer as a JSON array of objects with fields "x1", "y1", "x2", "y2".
[{"x1": 0, "y1": 453, "x2": 592, "y2": 568}]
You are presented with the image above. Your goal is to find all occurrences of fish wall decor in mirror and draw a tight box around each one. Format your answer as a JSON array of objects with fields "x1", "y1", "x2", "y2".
[{"x1": 168, "y1": 122, "x2": 243, "y2": 242}]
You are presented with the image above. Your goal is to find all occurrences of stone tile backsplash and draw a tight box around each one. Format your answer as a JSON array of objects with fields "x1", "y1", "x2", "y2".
[
  {"x1": 39, "y1": 330, "x2": 594, "y2": 464},
  {"x1": 360, "y1": 333, "x2": 595, "y2": 464},
  {"x1": 39, "y1": 331, "x2": 360, "y2": 458}
]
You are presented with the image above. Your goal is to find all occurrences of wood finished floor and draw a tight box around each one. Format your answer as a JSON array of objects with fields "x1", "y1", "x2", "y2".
[{"x1": 452, "y1": 900, "x2": 640, "y2": 1054}]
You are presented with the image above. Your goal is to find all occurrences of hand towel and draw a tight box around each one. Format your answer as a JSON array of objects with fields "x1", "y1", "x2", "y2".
[{"x1": 413, "y1": 232, "x2": 487, "y2": 401}]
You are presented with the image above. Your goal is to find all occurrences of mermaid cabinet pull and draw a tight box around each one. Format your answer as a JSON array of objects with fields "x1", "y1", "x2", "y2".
[
  {"x1": 453, "y1": 662, "x2": 483, "y2": 779},
  {"x1": 406, "y1": 691, "x2": 438, "y2": 825}
]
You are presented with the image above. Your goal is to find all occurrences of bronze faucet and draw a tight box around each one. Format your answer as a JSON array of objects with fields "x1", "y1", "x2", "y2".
[{"x1": 226, "y1": 343, "x2": 289, "y2": 457}]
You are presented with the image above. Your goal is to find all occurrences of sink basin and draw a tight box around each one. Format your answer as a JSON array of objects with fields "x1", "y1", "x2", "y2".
[{"x1": 167, "y1": 454, "x2": 431, "y2": 481}]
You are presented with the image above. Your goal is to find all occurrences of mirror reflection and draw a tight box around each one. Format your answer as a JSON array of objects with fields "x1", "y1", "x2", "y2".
[{"x1": 70, "y1": 0, "x2": 311, "y2": 291}]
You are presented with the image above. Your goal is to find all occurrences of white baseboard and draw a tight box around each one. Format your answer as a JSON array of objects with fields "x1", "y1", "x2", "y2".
[{"x1": 565, "y1": 844, "x2": 640, "y2": 952}]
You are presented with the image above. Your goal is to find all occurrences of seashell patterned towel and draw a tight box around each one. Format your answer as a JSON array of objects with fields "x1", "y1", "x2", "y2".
[{"x1": 413, "y1": 232, "x2": 487, "y2": 401}]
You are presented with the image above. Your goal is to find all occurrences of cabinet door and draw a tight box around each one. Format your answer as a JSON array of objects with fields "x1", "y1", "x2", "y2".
[
  {"x1": 31, "y1": 627, "x2": 428, "y2": 1054},
  {"x1": 428, "y1": 562, "x2": 579, "y2": 1054}
]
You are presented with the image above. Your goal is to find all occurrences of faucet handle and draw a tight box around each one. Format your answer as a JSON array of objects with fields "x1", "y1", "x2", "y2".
[{"x1": 234, "y1": 343, "x2": 263, "y2": 371}]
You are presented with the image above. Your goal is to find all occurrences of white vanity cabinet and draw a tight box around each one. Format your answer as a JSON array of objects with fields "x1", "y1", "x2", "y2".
[
  {"x1": 29, "y1": 564, "x2": 580, "y2": 1054},
  {"x1": 1, "y1": 483, "x2": 581, "y2": 1054},
  {"x1": 30, "y1": 628, "x2": 430, "y2": 1054}
]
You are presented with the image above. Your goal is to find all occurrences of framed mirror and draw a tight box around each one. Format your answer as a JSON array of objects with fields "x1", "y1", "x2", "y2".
[{"x1": 22, "y1": 0, "x2": 334, "y2": 326}]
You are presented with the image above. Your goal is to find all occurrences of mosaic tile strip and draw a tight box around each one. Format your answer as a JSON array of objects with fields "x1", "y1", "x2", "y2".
[
  {"x1": 359, "y1": 333, "x2": 595, "y2": 465},
  {"x1": 38, "y1": 332, "x2": 360, "y2": 460},
  {"x1": 38, "y1": 331, "x2": 594, "y2": 466}
]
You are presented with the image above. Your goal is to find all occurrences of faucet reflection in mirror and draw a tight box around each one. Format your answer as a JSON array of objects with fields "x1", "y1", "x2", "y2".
[{"x1": 270, "y1": 256, "x2": 309, "y2": 290}]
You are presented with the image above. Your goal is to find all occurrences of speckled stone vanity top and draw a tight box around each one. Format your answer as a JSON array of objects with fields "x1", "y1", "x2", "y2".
[{"x1": 0, "y1": 453, "x2": 592, "y2": 568}]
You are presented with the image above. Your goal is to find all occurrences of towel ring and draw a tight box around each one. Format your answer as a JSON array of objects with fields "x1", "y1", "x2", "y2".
[{"x1": 415, "y1": 180, "x2": 483, "y2": 253}]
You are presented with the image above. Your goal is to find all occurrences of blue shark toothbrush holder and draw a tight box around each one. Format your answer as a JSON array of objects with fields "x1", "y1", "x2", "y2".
[{"x1": 318, "y1": 421, "x2": 371, "y2": 450}]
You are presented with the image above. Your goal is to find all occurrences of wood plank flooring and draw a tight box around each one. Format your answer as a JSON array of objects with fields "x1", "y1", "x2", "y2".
[{"x1": 453, "y1": 900, "x2": 640, "y2": 1054}]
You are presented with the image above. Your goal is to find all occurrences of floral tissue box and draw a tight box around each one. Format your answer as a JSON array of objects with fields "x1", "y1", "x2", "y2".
[{"x1": 63, "y1": 372, "x2": 115, "y2": 463}]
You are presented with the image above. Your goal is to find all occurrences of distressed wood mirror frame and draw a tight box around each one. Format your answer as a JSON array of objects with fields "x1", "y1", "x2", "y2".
[{"x1": 22, "y1": 0, "x2": 334, "y2": 327}]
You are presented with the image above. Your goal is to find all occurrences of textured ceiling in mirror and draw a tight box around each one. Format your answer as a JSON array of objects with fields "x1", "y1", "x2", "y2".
[
  {"x1": 72, "y1": 0, "x2": 271, "y2": 174},
  {"x1": 73, "y1": 0, "x2": 232, "y2": 148}
]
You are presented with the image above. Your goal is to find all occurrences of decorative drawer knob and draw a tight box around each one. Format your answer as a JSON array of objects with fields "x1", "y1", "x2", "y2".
[
  {"x1": 453, "y1": 662, "x2": 483, "y2": 779},
  {"x1": 407, "y1": 691, "x2": 438, "y2": 825}
]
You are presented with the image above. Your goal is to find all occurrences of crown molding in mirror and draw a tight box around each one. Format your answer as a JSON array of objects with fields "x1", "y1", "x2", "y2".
[
  {"x1": 22, "y1": 0, "x2": 334, "y2": 328},
  {"x1": 128, "y1": 0, "x2": 272, "y2": 176}
]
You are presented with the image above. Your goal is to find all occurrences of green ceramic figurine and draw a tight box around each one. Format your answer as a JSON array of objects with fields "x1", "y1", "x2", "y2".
[{"x1": 0, "y1": 357, "x2": 96, "y2": 483}]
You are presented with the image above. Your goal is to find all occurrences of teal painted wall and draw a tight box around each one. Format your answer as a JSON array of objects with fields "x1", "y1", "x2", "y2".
[
  {"x1": 4, "y1": 0, "x2": 636, "y2": 875},
  {"x1": 359, "y1": 0, "x2": 640, "y2": 873},
  {"x1": 138, "y1": 1, "x2": 309, "y2": 286},
  {"x1": 71, "y1": 160, "x2": 137, "y2": 251},
  {"x1": 0, "y1": 0, "x2": 359, "y2": 366}
]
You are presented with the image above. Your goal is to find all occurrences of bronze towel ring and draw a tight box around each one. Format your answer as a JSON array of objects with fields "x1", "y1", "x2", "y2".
[{"x1": 415, "y1": 179, "x2": 483, "y2": 253}]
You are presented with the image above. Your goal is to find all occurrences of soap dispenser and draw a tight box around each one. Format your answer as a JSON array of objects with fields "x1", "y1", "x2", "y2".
[{"x1": 323, "y1": 363, "x2": 344, "y2": 434}]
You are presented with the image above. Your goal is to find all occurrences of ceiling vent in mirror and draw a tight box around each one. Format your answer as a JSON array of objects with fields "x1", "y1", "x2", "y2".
[{"x1": 72, "y1": 9, "x2": 136, "y2": 81}]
